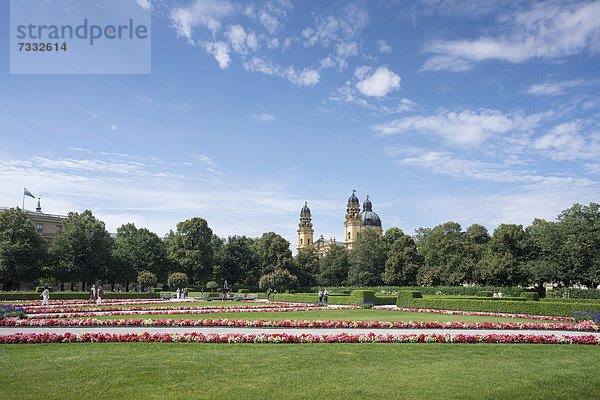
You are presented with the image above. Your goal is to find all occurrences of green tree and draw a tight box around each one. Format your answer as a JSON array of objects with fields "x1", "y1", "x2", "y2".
[
  {"x1": 348, "y1": 229, "x2": 385, "y2": 286},
  {"x1": 112, "y1": 223, "x2": 168, "y2": 290},
  {"x1": 48, "y1": 210, "x2": 113, "y2": 290},
  {"x1": 477, "y1": 224, "x2": 530, "y2": 286},
  {"x1": 215, "y1": 235, "x2": 258, "y2": 286},
  {"x1": 556, "y1": 203, "x2": 600, "y2": 287},
  {"x1": 0, "y1": 208, "x2": 46, "y2": 290},
  {"x1": 382, "y1": 234, "x2": 421, "y2": 285},
  {"x1": 258, "y1": 269, "x2": 299, "y2": 292},
  {"x1": 415, "y1": 222, "x2": 471, "y2": 285},
  {"x1": 317, "y1": 245, "x2": 350, "y2": 286},
  {"x1": 165, "y1": 217, "x2": 214, "y2": 285},
  {"x1": 254, "y1": 232, "x2": 293, "y2": 277},
  {"x1": 167, "y1": 272, "x2": 189, "y2": 289},
  {"x1": 526, "y1": 218, "x2": 565, "y2": 287},
  {"x1": 137, "y1": 270, "x2": 157, "y2": 292},
  {"x1": 294, "y1": 247, "x2": 320, "y2": 286},
  {"x1": 380, "y1": 227, "x2": 406, "y2": 251}
]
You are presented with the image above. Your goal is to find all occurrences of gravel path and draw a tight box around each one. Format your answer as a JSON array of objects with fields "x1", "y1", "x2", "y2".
[{"x1": 1, "y1": 326, "x2": 599, "y2": 337}]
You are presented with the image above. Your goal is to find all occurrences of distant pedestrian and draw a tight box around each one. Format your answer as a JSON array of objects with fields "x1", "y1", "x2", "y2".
[
  {"x1": 318, "y1": 289, "x2": 323, "y2": 302},
  {"x1": 184, "y1": 288, "x2": 188, "y2": 299},
  {"x1": 96, "y1": 286, "x2": 104, "y2": 305},
  {"x1": 324, "y1": 288, "x2": 329, "y2": 304},
  {"x1": 88, "y1": 285, "x2": 96, "y2": 304},
  {"x1": 267, "y1": 288, "x2": 272, "y2": 301},
  {"x1": 176, "y1": 288, "x2": 181, "y2": 299},
  {"x1": 41, "y1": 286, "x2": 49, "y2": 306}
]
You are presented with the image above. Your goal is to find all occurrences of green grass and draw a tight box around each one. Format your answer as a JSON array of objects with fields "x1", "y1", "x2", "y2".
[
  {"x1": 1, "y1": 343, "x2": 599, "y2": 399},
  {"x1": 77, "y1": 308, "x2": 574, "y2": 324}
]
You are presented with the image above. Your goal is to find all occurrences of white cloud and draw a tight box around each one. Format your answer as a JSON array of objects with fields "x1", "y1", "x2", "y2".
[
  {"x1": 195, "y1": 154, "x2": 217, "y2": 167},
  {"x1": 377, "y1": 39, "x2": 392, "y2": 53},
  {"x1": 356, "y1": 66, "x2": 401, "y2": 97},
  {"x1": 372, "y1": 109, "x2": 545, "y2": 145},
  {"x1": 526, "y1": 79, "x2": 587, "y2": 96},
  {"x1": 204, "y1": 41, "x2": 231, "y2": 69},
  {"x1": 250, "y1": 113, "x2": 275, "y2": 122},
  {"x1": 534, "y1": 121, "x2": 600, "y2": 161},
  {"x1": 243, "y1": 57, "x2": 320, "y2": 87},
  {"x1": 170, "y1": 0, "x2": 235, "y2": 40},
  {"x1": 225, "y1": 25, "x2": 258, "y2": 55},
  {"x1": 108, "y1": 124, "x2": 118, "y2": 131},
  {"x1": 136, "y1": 0, "x2": 151, "y2": 10},
  {"x1": 423, "y1": 2, "x2": 600, "y2": 71}
]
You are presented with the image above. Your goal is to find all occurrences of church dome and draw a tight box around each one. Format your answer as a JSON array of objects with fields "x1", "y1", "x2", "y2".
[
  {"x1": 300, "y1": 202, "x2": 311, "y2": 215},
  {"x1": 360, "y1": 196, "x2": 381, "y2": 227},
  {"x1": 348, "y1": 192, "x2": 359, "y2": 205}
]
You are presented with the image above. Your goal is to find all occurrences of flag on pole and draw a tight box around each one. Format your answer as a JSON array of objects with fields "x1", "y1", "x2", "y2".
[{"x1": 24, "y1": 188, "x2": 35, "y2": 198}]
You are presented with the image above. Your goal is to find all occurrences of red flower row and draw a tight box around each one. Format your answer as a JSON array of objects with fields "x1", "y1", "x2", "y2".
[
  {"x1": 26, "y1": 305, "x2": 347, "y2": 319},
  {"x1": 2, "y1": 317, "x2": 598, "y2": 332},
  {"x1": 375, "y1": 306, "x2": 576, "y2": 322},
  {"x1": 1, "y1": 332, "x2": 598, "y2": 345}
]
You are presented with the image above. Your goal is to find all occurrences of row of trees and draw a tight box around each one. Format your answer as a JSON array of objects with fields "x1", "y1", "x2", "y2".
[{"x1": 0, "y1": 203, "x2": 599, "y2": 290}]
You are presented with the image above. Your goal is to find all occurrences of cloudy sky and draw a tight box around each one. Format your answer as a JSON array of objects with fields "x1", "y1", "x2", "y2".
[{"x1": 1, "y1": 0, "x2": 599, "y2": 249}]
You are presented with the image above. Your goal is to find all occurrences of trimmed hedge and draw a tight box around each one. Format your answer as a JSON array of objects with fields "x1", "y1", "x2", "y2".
[
  {"x1": 351, "y1": 290, "x2": 376, "y2": 305},
  {"x1": 238, "y1": 289, "x2": 250, "y2": 294},
  {"x1": 395, "y1": 296, "x2": 600, "y2": 317},
  {"x1": 0, "y1": 292, "x2": 160, "y2": 301},
  {"x1": 270, "y1": 291, "x2": 397, "y2": 306},
  {"x1": 521, "y1": 292, "x2": 540, "y2": 301},
  {"x1": 398, "y1": 291, "x2": 423, "y2": 300},
  {"x1": 546, "y1": 288, "x2": 600, "y2": 299},
  {"x1": 306, "y1": 286, "x2": 526, "y2": 297},
  {"x1": 425, "y1": 295, "x2": 526, "y2": 302},
  {"x1": 477, "y1": 291, "x2": 493, "y2": 297}
]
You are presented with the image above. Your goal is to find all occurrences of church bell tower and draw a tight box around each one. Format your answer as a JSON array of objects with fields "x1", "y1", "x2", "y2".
[
  {"x1": 344, "y1": 190, "x2": 361, "y2": 250},
  {"x1": 297, "y1": 202, "x2": 314, "y2": 251}
]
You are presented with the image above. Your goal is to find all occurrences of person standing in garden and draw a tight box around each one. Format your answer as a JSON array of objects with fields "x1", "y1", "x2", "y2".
[
  {"x1": 324, "y1": 288, "x2": 329, "y2": 304},
  {"x1": 88, "y1": 285, "x2": 96, "y2": 304},
  {"x1": 318, "y1": 289, "x2": 323, "y2": 303},
  {"x1": 41, "y1": 286, "x2": 49, "y2": 306},
  {"x1": 176, "y1": 288, "x2": 181, "y2": 299},
  {"x1": 96, "y1": 286, "x2": 104, "y2": 305}
]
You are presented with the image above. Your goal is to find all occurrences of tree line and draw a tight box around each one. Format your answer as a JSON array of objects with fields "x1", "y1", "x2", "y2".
[{"x1": 0, "y1": 202, "x2": 598, "y2": 291}]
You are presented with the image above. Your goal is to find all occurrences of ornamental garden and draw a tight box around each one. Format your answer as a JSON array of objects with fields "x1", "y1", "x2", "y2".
[{"x1": 1, "y1": 203, "x2": 600, "y2": 398}]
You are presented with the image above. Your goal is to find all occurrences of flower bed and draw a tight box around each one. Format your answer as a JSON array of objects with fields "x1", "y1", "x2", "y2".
[
  {"x1": 24, "y1": 302, "x2": 318, "y2": 315},
  {"x1": 26, "y1": 305, "x2": 353, "y2": 319},
  {"x1": 2, "y1": 317, "x2": 598, "y2": 332},
  {"x1": 375, "y1": 306, "x2": 576, "y2": 322},
  {"x1": 1, "y1": 332, "x2": 598, "y2": 345}
]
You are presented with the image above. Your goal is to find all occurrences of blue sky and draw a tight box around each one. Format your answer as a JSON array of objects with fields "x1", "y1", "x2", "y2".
[{"x1": 1, "y1": 0, "x2": 599, "y2": 250}]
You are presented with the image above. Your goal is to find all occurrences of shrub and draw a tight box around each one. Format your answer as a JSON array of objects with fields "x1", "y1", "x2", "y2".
[
  {"x1": 394, "y1": 297, "x2": 600, "y2": 317},
  {"x1": 477, "y1": 291, "x2": 493, "y2": 297},
  {"x1": 168, "y1": 272, "x2": 189, "y2": 289},
  {"x1": 138, "y1": 270, "x2": 157, "y2": 288},
  {"x1": 206, "y1": 281, "x2": 220, "y2": 290},
  {"x1": 521, "y1": 291, "x2": 540, "y2": 301},
  {"x1": 151, "y1": 288, "x2": 163, "y2": 293},
  {"x1": 350, "y1": 290, "x2": 376, "y2": 305},
  {"x1": 35, "y1": 286, "x2": 53, "y2": 293},
  {"x1": 397, "y1": 291, "x2": 423, "y2": 302},
  {"x1": 258, "y1": 269, "x2": 299, "y2": 292},
  {"x1": 546, "y1": 288, "x2": 600, "y2": 299},
  {"x1": 238, "y1": 289, "x2": 250, "y2": 294}
]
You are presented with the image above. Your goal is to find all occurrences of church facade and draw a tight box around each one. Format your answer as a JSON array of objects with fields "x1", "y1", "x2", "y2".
[{"x1": 297, "y1": 191, "x2": 383, "y2": 257}]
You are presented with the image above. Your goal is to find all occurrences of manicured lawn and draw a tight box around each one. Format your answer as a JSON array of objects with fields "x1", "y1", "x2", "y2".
[
  {"x1": 76, "y1": 308, "x2": 574, "y2": 324},
  {"x1": 1, "y1": 343, "x2": 598, "y2": 399}
]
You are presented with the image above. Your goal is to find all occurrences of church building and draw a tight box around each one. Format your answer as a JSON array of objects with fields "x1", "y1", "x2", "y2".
[{"x1": 297, "y1": 191, "x2": 383, "y2": 257}]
